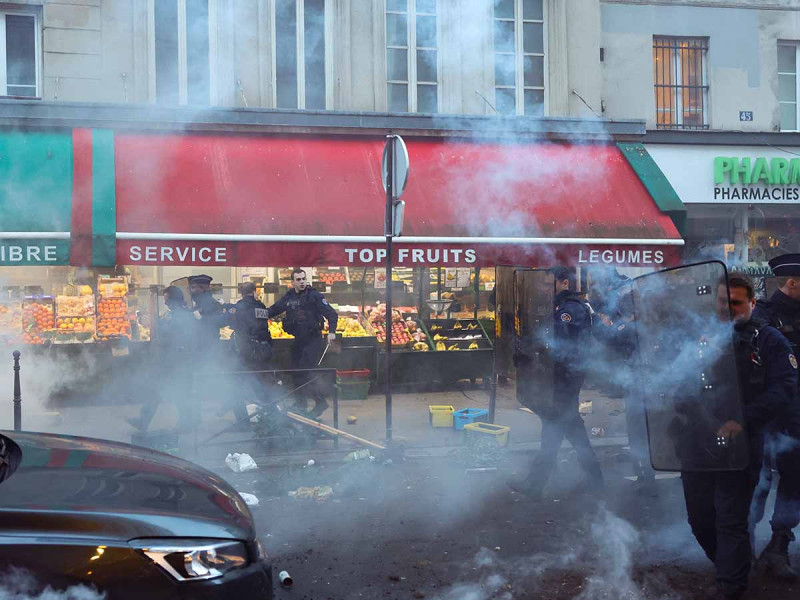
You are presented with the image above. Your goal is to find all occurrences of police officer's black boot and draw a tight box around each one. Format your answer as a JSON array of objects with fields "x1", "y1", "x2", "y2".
[
  {"x1": 759, "y1": 530, "x2": 798, "y2": 580},
  {"x1": 505, "y1": 477, "x2": 544, "y2": 500}
]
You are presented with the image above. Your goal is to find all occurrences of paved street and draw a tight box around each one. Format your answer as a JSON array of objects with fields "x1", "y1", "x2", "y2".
[{"x1": 218, "y1": 444, "x2": 798, "y2": 600}]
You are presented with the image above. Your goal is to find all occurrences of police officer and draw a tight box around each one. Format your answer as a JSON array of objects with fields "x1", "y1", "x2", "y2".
[
  {"x1": 223, "y1": 282, "x2": 274, "y2": 425},
  {"x1": 750, "y1": 254, "x2": 800, "y2": 579},
  {"x1": 507, "y1": 266, "x2": 604, "y2": 499},
  {"x1": 681, "y1": 274, "x2": 796, "y2": 600},
  {"x1": 267, "y1": 268, "x2": 338, "y2": 417},
  {"x1": 127, "y1": 286, "x2": 197, "y2": 432},
  {"x1": 188, "y1": 274, "x2": 227, "y2": 347}
]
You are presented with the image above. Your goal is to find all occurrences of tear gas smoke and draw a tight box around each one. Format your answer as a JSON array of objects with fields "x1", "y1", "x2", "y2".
[{"x1": 0, "y1": 568, "x2": 105, "y2": 600}]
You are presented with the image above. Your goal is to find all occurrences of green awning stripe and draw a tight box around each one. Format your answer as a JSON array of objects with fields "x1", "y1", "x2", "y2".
[
  {"x1": 91, "y1": 129, "x2": 116, "y2": 267},
  {"x1": 617, "y1": 142, "x2": 686, "y2": 236}
]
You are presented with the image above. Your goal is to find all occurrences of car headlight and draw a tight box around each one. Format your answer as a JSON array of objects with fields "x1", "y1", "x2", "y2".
[{"x1": 132, "y1": 539, "x2": 249, "y2": 582}]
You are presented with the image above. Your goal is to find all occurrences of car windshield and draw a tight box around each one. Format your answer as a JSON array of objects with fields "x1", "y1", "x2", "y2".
[{"x1": 0, "y1": 434, "x2": 21, "y2": 484}]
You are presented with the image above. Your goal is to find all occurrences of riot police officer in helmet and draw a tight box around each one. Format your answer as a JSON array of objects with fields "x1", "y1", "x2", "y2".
[
  {"x1": 188, "y1": 274, "x2": 227, "y2": 346},
  {"x1": 750, "y1": 254, "x2": 800, "y2": 579},
  {"x1": 267, "y1": 268, "x2": 338, "y2": 417},
  {"x1": 507, "y1": 266, "x2": 604, "y2": 499}
]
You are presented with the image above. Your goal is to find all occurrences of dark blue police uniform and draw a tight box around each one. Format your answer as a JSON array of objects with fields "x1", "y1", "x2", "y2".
[
  {"x1": 682, "y1": 317, "x2": 797, "y2": 596},
  {"x1": 518, "y1": 289, "x2": 604, "y2": 496},
  {"x1": 750, "y1": 259, "x2": 800, "y2": 577},
  {"x1": 267, "y1": 287, "x2": 338, "y2": 415}
]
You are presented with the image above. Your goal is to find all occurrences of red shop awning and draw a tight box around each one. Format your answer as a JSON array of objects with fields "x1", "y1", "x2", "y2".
[{"x1": 113, "y1": 134, "x2": 684, "y2": 268}]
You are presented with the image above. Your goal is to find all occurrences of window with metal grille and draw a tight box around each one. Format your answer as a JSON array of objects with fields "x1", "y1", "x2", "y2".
[
  {"x1": 778, "y1": 42, "x2": 798, "y2": 131},
  {"x1": 0, "y1": 9, "x2": 40, "y2": 98},
  {"x1": 653, "y1": 36, "x2": 709, "y2": 130},
  {"x1": 386, "y1": 0, "x2": 439, "y2": 113},
  {"x1": 493, "y1": 0, "x2": 545, "y2": 116}
]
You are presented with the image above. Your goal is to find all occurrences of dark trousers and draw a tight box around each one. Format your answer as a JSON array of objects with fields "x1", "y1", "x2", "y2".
[
  {"x1": 532, "y1": 374, "x2": 603, "y2": 488},
  {"x1": 682, "y1": 468, "x2": 760, "y2": 595},
  {"x1": 290, "y1": 334, "x2": 327, "y2": 406},
  {"x1": 750, "y1": 433, "x2": 800, "y2": 534}
]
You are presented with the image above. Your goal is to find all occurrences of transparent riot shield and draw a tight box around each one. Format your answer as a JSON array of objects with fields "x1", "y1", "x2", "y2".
[
  {"x1": 169, "y1": 277, "x2": 192, "y2": 310},
  {"x1": 513, "y1": 269, "x2": 556, "y2": 415},
  {"x1": 493, "y1": 266, "x2": 517, "y2": 379},
  {"x1": 631, "y1": 261, "x2": 749, "y2": 472}
]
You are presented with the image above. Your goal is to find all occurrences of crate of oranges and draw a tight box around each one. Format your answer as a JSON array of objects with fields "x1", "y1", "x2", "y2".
[
  {"x1": 21, "y1": 299, "x2": 55, "y2": 345},
  {"x1": 97, "y1": 297, "x2": 131, "y2": 340}
]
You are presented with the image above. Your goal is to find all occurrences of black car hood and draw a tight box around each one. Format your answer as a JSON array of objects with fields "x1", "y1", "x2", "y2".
[{"x1": 0, "y1": 431, "x2": 254, "y2": 542}]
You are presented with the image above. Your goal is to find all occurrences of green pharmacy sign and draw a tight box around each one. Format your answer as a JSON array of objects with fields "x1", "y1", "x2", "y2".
[{"x1": 714, "y1": 156, "x2": 800, "y2": 200}]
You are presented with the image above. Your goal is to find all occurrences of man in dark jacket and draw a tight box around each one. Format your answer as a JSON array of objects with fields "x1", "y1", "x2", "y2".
[
  {"x1": 681, "y1": 274, "x2": 797, "y2": 599},
  {"x1": 750, "y1": 254, "x2": 800, "y2": 579},
  {"x1": 127, "y1": 286, "x2": 197, "y2": 432},
  {"x1": 507, "y1": 266, "x2": 604, "y2": 499},
  {"x1": 267, "y1": 268, "x2": 338, "y2": 417},
  {"x1": 188, "y1": 274, "x2": 227, "y2": 347},
  {"x1": 226, "y1": 283, "x2": 274, "y2": 423}
]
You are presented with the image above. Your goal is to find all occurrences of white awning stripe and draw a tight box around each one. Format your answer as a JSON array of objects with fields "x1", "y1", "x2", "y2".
[
  {"x1": 0, "y1": 232, "x2": 71, "y2": 240},
  {"x1": 117, "y1": 232, "x2": 684, "y2": 246}
]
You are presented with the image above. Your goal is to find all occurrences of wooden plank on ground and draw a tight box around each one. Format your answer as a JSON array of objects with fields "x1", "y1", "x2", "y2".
[{"x1": 286, "y1": 412, "x2": 386, "y2": 450}]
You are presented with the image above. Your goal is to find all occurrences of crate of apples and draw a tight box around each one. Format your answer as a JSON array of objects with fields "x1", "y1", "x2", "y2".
[{"x1": 373, "y1": 322, "x2": 412, "y2": 346}]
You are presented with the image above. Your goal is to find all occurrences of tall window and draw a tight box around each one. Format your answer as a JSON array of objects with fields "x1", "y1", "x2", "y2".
[
  {"x1": 274, "y1": 0, "x2": 327, "y2": 110},
  {"x1": 779, "y1": 43, "x2": 798, "y2": 131},
  {"x1": 154, "y1": 0, "x2": 211, "y2": 105},
  {"x1": 386, "y1": 0, "x2": 438, "y2": 114},
  {"x1": 492, "y1": 0, "x2": 545, "y2": 116},
  {"x1": 0, "y1": 9, "x2": 39, "y2": 97},
  {"x1": 653, "y1": 36, "x2": 709, "y2": 130}
]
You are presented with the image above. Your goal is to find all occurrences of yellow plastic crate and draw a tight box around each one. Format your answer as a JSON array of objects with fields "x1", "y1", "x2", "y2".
[
  {"x1": 429, "y1": 405, "x2": 455, "y2": 428},
  {"x1": 464, "y1": 422, "x2": 510, "y2": 447}
]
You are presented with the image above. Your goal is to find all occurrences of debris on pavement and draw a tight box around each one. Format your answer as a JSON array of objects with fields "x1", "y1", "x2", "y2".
[
  {"x1": 591, "y1": 427, "x2": 606, "y2": 438},
  {"x1": 246, "y1": 404, "x2": 260, "y2": 423},
  {"x1": 278, "y1": 570, "x2": 293, "y2": 587},
  {"x1": 343, "y1": 449, "x2": 371, "y2": 462},
  {"x1": 288, "y1": 486, "x2": 334, "y2": 501},
  {"x1": 239, "y1": 492, "x2": 259, "y2": 506},
  {"x1": 579, "y1": 401, "x2": 593, "y2": 414},
  {"x1": 347, "y1": 415, "x2": 358, "y2": 424},
  {"x1": 225, "y1": 452, "x2": 258, "y2": 472},
  {"x1": 306, "y1": 459, "x2": 316, "y2": 467}
]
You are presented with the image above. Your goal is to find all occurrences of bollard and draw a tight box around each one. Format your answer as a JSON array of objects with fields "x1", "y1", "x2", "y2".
[{"x1": 12, "y1": 351, "x2": 21, "y2": 431}]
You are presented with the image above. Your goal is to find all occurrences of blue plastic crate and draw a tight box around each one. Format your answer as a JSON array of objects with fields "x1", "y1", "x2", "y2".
[{"x1": 453, "y1": 408, "x2": 489, "y2": 431}]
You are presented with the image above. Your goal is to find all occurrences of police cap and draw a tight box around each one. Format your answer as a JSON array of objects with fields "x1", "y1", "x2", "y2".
[
  {"x1": 768, "y1": 254, "x2": 800, "y2": 277},
  {"x1": 188, "y1": 274, "x2": 213, "y2": 285}
]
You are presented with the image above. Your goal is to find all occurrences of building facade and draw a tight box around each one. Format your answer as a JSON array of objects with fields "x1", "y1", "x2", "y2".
[
  {"x1": 601, "y1": 0, "x2": 800, "y2": 272},
  {"x1": 0, "y1": 0, "x2": 604, "y2": 118}
]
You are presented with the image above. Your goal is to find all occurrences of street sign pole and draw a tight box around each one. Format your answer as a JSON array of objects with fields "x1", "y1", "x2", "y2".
[
  {"x1": 384, "y1": 138, "x2": 394, "y2": 442},
  {"x1": 381, "y1": 134, "x2": 408, "y2": 443}
]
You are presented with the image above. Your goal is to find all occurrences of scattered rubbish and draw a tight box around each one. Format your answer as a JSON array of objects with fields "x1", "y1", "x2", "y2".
[
  {"x1": 464, "y1": 422, "x2": 510, "y2": 447},
  {"x1": 518, "y1": 406, "x2": 535, "y2": 414},
  {"x1": 546, "y1": 520, "x2": 555, "y2": 524},
  {"x1": 239, "y1": 492, "x2": 259, "y2": 506},
  {"x1": 246, "y1": 404, "x2": 260, "y2": 423},
  {"x1": 465, "y1": 467, "x2": 497, "y2": 474},
  {"x1": 343, "y1": 449, "x2": 371, "y2": 462},
  {"x1": 493, "y1": 546, "x2": 501, "y2": 551},
  {"x1": 347, "y1": 415, "x2": 358, "y2": 424},
  {"x1": 279, "y1": 570, "x2": 293, "y2": 587},
  {"x1": 306, "y1": 459, "x2": 316, "y2": 467},
  {"x1": 288, "y1": 486, "x2": 334, "y2": 501},
  {"x1": 287, "y1": 411, "x2": 386, "y2": 450},
  {"x1": 579, "y1": 401, "x2": 593, "y2": 415},
  {"x1": 225, "y1": 452, "x2": 258, "y2": 472},
  {"x1": 388, "y1": 575, "x2": 401, "y2": 582},
  {"x1": 383, "y1": 459, "x2": 394, "y2": 466},
  {"x1": 591, "y1": 427, "x2": 605, "y2": 438}
]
